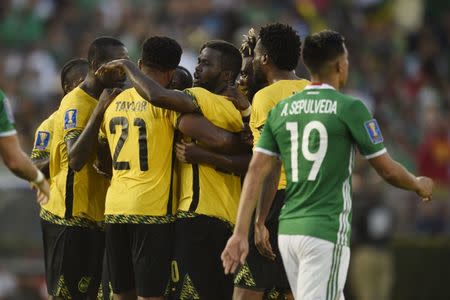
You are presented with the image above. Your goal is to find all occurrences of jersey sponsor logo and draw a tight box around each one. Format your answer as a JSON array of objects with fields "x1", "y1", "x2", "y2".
[
  {"x1": 364, "y1": 119, "x2": 383, "y2": 144},
  {"x1": 64, "y1": 109, "x2": 77, "y2": 129},
  {"x1": 35, "y1": 131, "x2": 50, "y2": 150}
]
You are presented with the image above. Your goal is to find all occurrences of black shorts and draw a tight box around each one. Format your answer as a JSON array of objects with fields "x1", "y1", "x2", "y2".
[
  {"x1": 41, "y1": 219, "x2": 104, "y2": 299},
  {"x1": 105, "y1": 223, "x2": 172, "y2": 297},
  {"x1": 234, "y1": 190, "x2": 290, "y2": 292},
  {"x1": 170, "y1": 215, "x2": 234, "y2": 300}
]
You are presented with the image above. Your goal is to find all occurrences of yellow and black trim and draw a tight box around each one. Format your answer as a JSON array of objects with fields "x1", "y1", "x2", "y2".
[
  {"x1": 40, "y1": 209, "x2": 102, "y2": 228},
  {"x1": 105, "y1": 214, "x2": 175, "y2": 224}
]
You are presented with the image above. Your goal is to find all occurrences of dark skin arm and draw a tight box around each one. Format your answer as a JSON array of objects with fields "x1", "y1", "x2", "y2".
[
  {"x1": 31, "y1": 157, "x2": 50, "y2": 178},
  {"x1": 175, "y1": 141, "x2": 251, "y2": 175},
  {"x1": 68, "y1": 88, "x2": 121, "y2": 172},
  {"x1": 93, "y1": 138, "x2": 112, "y2": 178},
  {"x1": 177, "y1": 114, "x2": 251, "y2": 155},
  {"x1": 97, "y1": 59, "x2": 198, "y2": 113}
]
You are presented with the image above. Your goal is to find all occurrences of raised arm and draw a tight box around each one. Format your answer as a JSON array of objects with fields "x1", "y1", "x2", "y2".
[
  {"x1": 175, "y1": 141, "x2": 251, "y2": 175},
  {"x1": 97, "y1": 59, "x2": 198, "y2": 113},
  {"x1": 68, "y1": 88, "x2": 121, "y2": 171},
  {"x1": 369, "y1": 152, "x2": 433, "y2": 201}
]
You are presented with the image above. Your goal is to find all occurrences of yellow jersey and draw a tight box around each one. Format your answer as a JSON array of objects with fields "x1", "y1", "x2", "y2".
[
  {"x1": 250, "y1": 79, "x2": 310, "y2": 190},
  {"x1": 43, "y1": 87, "x2": 109, "y2": 225},
  {"x1": 178, "y1": 87, "x2": 243, "y2": 225},
  {"x1": 31, "y1": 112, "x2": 56, "y2": 162},
  {"x1": 100, "y1": 88, "x2": 178, "y2": 223}
]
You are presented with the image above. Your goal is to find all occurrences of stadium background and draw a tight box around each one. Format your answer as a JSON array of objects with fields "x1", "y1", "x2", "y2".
[{"x1": 0, "y1": 0, "x2": 449, "y2": 299}]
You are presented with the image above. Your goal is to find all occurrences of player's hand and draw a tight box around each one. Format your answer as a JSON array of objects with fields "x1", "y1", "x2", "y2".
[
  {"x1": 96, "y1": 59, "x2": 130, "y2": 77},
  {"x1": 254, "y1": 222, "x2": 276, "y2": 260},
  {"x1": 221, "y1": 234, "x2": 249, "y2": 275},
  {"x1": 239, "y1": 123, "x2": 253, "y2": 146},
  {"x1": 416, "y1": 176, "x2": 433, "y2": 202},
  {"x1": 224, "y1": 84, "x2": 251, "y2": 111},
  {"x1": 31, "y1": 179, "x2": 50, "y2": 205},
  {"x1": 175, "y1": 141, "x2": 204, "y2": 164},
  {"x1": 93, "y1": 162, "x2": 112, "y2": 179},
  {"x1": 97, "y1": 88, "x2": 122, "y2": 112}
]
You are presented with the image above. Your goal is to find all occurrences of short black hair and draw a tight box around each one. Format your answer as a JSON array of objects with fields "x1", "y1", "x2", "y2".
[
  {"x1": 87, "y1": 37, "x2": 125, "y2": 70},
  {"x1": 201, "y1": 40, "x2": 242, "y2": 79},
  {"x1": 60, "y1": 58, "x2": 88, "y2": 93},
  {"x1": 174, "y1": 65, "x2": 193, "y2": 89},
  {"x1": 302, "y1": 30, "x2": 345, "y2": 74},
  {"x1": 240, "y1": 28, "x2": 257, "y2": 57},
  {"x1": 258, "y1": 23, "x2": 301, "y2": 71},
  {"x1": 141, "y1": 36, "x2": 182, "y2": 71}
]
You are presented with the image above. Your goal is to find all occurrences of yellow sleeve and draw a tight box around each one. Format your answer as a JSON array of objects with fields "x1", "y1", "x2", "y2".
[
  {"x1": 31, "y1": 120, "x2": 52, "y2": 160},
  {"x1": 251, "y1": 91, "x2": 274, "y2": 129},
  {"x1": 61, "y1": 100, "x2": 93, "y2": 141},
  {"x1": 184, "y1": 87, "x2": 206, "y2": 114},
  {"x1": 163, "y1": 109, "x2": 179, "y2": 128}
]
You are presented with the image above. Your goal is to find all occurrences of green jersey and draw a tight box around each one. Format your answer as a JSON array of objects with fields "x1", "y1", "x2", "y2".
[
  {"x1": 256, "y1": 84, "x2": 386, "y2": 246},
  {"x1": 0, "y1": 89, "x2": 16, "y2": 137}
]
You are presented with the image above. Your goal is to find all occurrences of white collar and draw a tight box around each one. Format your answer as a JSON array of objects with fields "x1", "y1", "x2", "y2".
[{"x1": 304, "y1": 83, "x2": 336, "y2": 90}]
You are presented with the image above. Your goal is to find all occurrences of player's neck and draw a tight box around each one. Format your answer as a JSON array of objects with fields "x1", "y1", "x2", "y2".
[
  {"x1": 310, "y1": 74, "x2": 340, "y2": 90},
  {"x1": 79, "y1": 75, "x2": 104, "y2": 100},
  {"x1": 267, "y1": 69, "x2": 298, "y2": 84}
]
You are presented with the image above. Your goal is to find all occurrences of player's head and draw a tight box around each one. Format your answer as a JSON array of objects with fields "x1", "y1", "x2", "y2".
[
  {"x1": 60, "y1": 58, "x2": 88, "y2": 95},
  {"x1": 87, "y1": 37, "x2": 129, "y2": 87},
  {"x1": 168, "y1": 66, "x2": 193, "y2": 90},
  {"x1": 302, "y1": 30, "x2": 348, "y2": 88},
  {"x1": 194, "y1": 40, "x2": 242, "y2": 93},
  {"x1": 237, "y1": 28, "x2": 261, "y2": 101},
  {"x1": 253, "y1": 23, "x2": 301, "y2": 86},
  {"x1": 138, "y1": 36, "x2": 183, "y2": 87}
]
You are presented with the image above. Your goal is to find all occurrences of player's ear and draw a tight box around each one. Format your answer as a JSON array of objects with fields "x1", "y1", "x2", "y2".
[
  {"x1": 166, "y1": 69, "x2": 176, "y2": 86},
  {"x1": 261, "y1": 54, "x2": 269, "y2": 66},
  {"x1": 138, "y1": 59, "x2": 143, "y2": 71}
]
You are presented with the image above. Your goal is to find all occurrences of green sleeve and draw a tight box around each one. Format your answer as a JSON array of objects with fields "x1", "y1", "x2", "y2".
[
  {"x1": 0, "y1": 90, "x2": 17, "y2": 136},
  {"x1": 343, "y1": 99, "x2": 386, "y2": 159},
  {"x1": 255, "y1": 110, "x2": 280, "y2": 156}
]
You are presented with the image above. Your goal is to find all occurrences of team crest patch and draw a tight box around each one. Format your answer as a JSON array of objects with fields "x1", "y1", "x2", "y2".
[
  {"x1": 364, "y1": 119, "x2": 383, "y2": 144},
  {"x1": 35, "y1": 131, "x2": 50, "y2": 150},
  {"x1": 64, "y1": 109, "x2": 77, "y2": 129}
]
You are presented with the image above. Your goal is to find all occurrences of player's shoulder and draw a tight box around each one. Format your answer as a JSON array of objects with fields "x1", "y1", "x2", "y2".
[
  {"x1": 184, "y1": 87, "x2": 212, "y2": 99},
  {"x1": 60, "y1": 87, "x2": 96, "y2": 109}
]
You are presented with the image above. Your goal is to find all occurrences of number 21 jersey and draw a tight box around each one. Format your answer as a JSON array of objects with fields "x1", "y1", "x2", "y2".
[
  {"x1": 256, "y1": 84, "x2": 386, "y2": 246},
  {"x1": 100, "y1": 88, "x2": 177, "y2": 223}
]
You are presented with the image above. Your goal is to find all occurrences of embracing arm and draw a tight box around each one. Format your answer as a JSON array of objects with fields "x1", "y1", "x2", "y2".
[
  {"x1": 98, "y1": 59, "x2": 198, "y2": 113},
  {"x1": 177, "y1": 113, "x2": 251, "y2": 154},
  {"x1": 175, "y1": 141, "x2": 251, "y2": 175}
]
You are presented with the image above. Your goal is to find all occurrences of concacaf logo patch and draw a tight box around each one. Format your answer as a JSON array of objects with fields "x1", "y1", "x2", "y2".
[
  {"x1": 64, "y1": 109, "x2": 77, "y2": 129},
  {"x1": 364, "y1": 119, "x2": 383, "y2": 144},
  {"x1": 35, "y1": 131, "x2": 50, "y2": 150}
]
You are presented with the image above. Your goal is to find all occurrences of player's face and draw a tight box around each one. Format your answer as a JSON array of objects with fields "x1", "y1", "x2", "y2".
[
  {"x1": 252, "y1": 40, "x2": 268, "y2": 89},
  {"x1": 169, "y1": 68, "x2": 193, "y2": 90},
  {"x1": 338, "y1": 44, "x2": 349, "y2": 88},
  {"x1": 63, "y1": 65, "x2": 88, "y2": 95},
  {"x1": 194, "y1": 47, "x2": 223, "y2": 91},
  {"x1": 237, "y1": 56, "x2": 254, "y2": 99},
  {"x1": 96, "y1": 46, "x2": 129, "y2": 88}
]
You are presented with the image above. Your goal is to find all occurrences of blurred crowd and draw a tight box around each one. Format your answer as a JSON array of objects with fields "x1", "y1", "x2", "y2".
[{"x1": 0, "y1": 0, "x2": 449, "y2": 298}]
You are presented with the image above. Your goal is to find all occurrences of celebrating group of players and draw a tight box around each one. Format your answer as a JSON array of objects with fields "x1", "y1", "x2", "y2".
[{"x1": 0, "y1": 21, "x2": 433, "y2": 300}]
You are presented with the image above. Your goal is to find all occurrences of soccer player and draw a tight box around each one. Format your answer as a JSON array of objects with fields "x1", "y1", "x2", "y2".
[
  {"x1": 0, "y1": 89, "x2": 49, "y2": 203},
  {"x1": 100, "y1": 39, "x2": 249, "y2": 300},
  {"x1": 221, "y1": 30, "x2": 433, "y2": 300},
  {"x1": 31, "y1": 58, "x2": 89, "y2": 174},
  {"x1": 41, "y1": 37, "x2": 128, "y2": 299}
]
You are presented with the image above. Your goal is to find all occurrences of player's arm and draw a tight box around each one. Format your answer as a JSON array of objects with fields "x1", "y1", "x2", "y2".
[
  {"x1": 177, "y1": 113, "x2": 251, "y2": 154},
  {"x1": 0, "y1": 135, "x2": 49, "y2": 203},
  {"x1": 30, "y1": 154, "x2": 49, "y2": 178},
  {"x1": 68, "y1": 88, "x2": 121, "y2": 172},
  {"x1": 97, "y1": 59, "x2": 198, "y2": 113},
  {"x1": 221, "y1": 151, "x2": 280, "y2": 274},
  {"x1": 369, "y1": 153, "x2": 433, "y2": 201},
  {"x1": 175, "y1": 141, "x2": 251, "y2": 175},
  {"x1": 93, "y1": 137, "x2": 112, "y2": 178},
  {"x1": 345, "y1": 100, "x2": 433, "y2": 201}
]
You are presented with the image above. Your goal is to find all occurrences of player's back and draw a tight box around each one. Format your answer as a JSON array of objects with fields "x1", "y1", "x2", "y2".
[
  {"x1": 101, "y1": 88, "x2": 177, "y2": 221},
  {"x1": 45, "y1": 87, "x2": 109, "y2": 223},
  {"x1": 178, "y1": 87, "x2": 243, "y2": 224},
  {"x1": 259, "y1": 84, "x2": 386, "y2": 246},
  {"x1": 251, "y1": 79, "x2": 310, "y2": 189}
]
